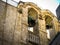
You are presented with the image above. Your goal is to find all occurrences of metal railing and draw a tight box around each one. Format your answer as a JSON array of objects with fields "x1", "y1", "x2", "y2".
[{"x1": 27, "y1": 31, "x2": 40, "y2": 44}]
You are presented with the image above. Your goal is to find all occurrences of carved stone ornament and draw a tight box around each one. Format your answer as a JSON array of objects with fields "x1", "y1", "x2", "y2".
[{"x1": 39, "y1": 14, "x2": 43, "y2": 20}]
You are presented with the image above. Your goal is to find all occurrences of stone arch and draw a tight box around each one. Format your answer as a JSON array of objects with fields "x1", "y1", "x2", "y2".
[
  {"x1": 41, "y1": 10, "x2": 55, "y2": 29},
  {"x1": 45, "y1": 15, "x2": 56, "y2": 40},
  {"x1": 25, "y1": 2, "x2": 43, "y2": 20},
  {"x1": 18, "y1": 1, "x2": 43, "y2": 20},
  {"x1": 25, "y1": 2, "x2": 41, "y2": 14},
  {"x1": 17, "y1": 1, "x2": 58, "y2": 44},
  {"x1": 45, "y1": 15, "x2": 53, "y2": 29},
  {"x1": 17, "y1": 2, "x2": 43, "y2": 34},
  {"x1": 18, "y1": 2, "x2": 42, "y2": 14},
  {"x1": 43, "y1": 12, "x2": 54, "y2": 19},
  {"x1": 45, "y1": 14, "x2": 53, "y2": 19},
  {"x1": 28, "y1": 6, "x2": 39, "y2": 35},
  {"x1": 17, "y1": 1, "x2": 43, "y2": 35},
  {"x1": 42, "y1": 10, "x2": 56, "y2": 40}
]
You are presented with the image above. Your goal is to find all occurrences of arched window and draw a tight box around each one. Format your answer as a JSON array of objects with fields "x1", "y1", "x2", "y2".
[
  {"x1": 28, "y1": 8, "x2": 40, "y2": 44},
  {"x1": 28, "y1": 8, "x2": 39, "y2": 35},
  {"x1": 45, "y1": 15, "x2": 53, "y2": 39}
]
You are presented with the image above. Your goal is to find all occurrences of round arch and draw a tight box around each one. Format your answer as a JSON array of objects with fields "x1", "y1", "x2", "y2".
[
  {"x1": 25, "y1": 2, "x2": 41, "y2": 14},
  {"x1": 18, "y1": 2, "x2": 41, "y2": 14},
  {"x1": 45, "y1": 15, "x2": 53, "y2": 29},
  {"x1": 43, "y1": 11, "x2": 56, "y2": 40}
]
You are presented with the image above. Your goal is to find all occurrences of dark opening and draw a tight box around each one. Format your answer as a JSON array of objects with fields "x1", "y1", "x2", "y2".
[
  {"x1": 28, "y1": 41, "x2": 38, "y2": 45},
  {"x1": 46, "y1": 25, "x2": 52, "y2": 29},
  {"x1": 18, "y1": 8, "x2": 22, "y2": 14},
  {"x1": 28, "y1": 16, "x2": 36, "y2": 27}
]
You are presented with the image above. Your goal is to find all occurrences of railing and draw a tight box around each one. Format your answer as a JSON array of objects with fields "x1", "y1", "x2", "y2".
[{"x1": 27, "y1": 31, "x2": 40, "y2": 44}]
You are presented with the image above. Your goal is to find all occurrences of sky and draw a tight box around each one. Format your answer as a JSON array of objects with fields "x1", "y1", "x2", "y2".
[
  {"x1": 2, "y1": 0, "x2": 60, "y2": 16},
  {"x1": 57, "y1": 0, "x2": 60, "y2": 3}
]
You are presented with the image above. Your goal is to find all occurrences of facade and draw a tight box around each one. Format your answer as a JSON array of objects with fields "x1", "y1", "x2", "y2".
[{"x1": 0, "y1": 0, "x2": 59, "y2": 45}]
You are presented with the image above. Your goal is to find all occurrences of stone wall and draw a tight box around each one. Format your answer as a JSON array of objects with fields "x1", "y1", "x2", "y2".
[
  {"x1": 3, "y1": 4, "x2": 18, "y2": 45},
  {"x1": 0, "y1": 1, "x2": 7, "y2": 45},
  {"x1": 38, "y1": 19, "x2": 48, "y2": 45},
  {"x1": 0, "y1": 1, "x2": 28, "y2": 45},
  {"x1": 0, "y1": 1, "x2": 59, "y2": 45}
]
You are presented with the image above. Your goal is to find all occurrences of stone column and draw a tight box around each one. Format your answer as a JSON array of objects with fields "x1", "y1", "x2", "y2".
[
  {"x1": 12, "y1": 7, "x2": 28, "y2": 45},
  {"x1": 38, "y1": 17, "x2": 48, "y2": 45},
  {"x1": 20, "y1": 7, "x2": 28, "y2": 44},
  {"x1": 53, "y1": 17, "x2": 58, "y2": 33}
]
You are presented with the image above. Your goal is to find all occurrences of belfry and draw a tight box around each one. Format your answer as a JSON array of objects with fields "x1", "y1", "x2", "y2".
[{"x1": 0, "y1": 0, "x2": 59, "y2": 45}]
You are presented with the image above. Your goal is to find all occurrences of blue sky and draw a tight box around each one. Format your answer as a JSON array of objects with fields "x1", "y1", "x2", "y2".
[
  {"x1": 57, "y1": 0, "x2": 60, "y2": 4},
  {"x1": 2, "y1": 0, "x2": 60, "y2": 16}
]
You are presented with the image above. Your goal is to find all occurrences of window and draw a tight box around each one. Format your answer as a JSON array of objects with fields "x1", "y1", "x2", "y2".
[
  {"x1": 28, "y1": 16, "x2": 35, "y2": 32},
  {"x1": 28, "y1": 16, "x2": 36, "y2": 27},
  {"x1": 28, "y1": 8, "x2": 39, "y2": 35}
]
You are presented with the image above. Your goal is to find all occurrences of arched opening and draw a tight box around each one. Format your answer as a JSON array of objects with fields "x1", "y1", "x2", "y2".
[
  {"x1": 28, "y1": 8, "x2": 39, "y2": 34},
  {"x1": 45, "y1": 16, "x2": 53, "y2": 29},
  {"x1": 45, "y1": 15, "x2": 53, "y2": 39},
  {"x1": 28, "y1": 8, "x2": 40, "y2": 45}
]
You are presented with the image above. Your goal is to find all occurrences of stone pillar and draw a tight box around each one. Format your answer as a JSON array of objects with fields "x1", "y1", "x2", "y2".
[
  {"x1": 53, "y1": 17, "x2": 58, "y2": 33},
  {"x1": 12, "y1": 7, "x2": 28, "y2": 45},
  {"x1": 20, "y1": 7, "x2": 28, "y2": 44},
  {"x1": 38, "y1": 18, "x2": 48, "y2": 45},
  {"x1": 12, "y1": 12, "x2": 22, "y2": 45}
]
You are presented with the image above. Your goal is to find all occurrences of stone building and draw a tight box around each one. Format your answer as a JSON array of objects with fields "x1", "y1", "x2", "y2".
[{"x1": 0, "y1": 0, "x2": 59, "y2": 45}]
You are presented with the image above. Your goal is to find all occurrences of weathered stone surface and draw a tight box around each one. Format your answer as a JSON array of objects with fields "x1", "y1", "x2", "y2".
[
  {"x1": 39, "y1": 31, "x2": 48, "y2": 45},
  {"x1": 0, "y1": 39, "x2": 2, "y2": 45},
  {"x1": 0, "y1": 1, "x2": 59, "y2": 45},
  {"x1": 3, "y1": 41, "x2": 11, "y2": 45}
]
